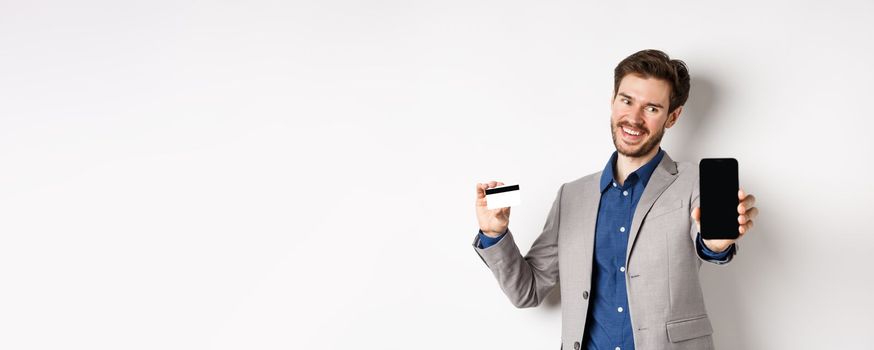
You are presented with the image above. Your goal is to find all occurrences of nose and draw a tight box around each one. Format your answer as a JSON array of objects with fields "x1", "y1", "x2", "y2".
[{"x1": 625, "y1": 107, "x2": 644, "y2": 125}]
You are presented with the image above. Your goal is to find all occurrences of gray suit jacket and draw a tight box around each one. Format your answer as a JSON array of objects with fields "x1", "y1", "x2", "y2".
[{"x1": 473, "y1": 152, "x2": 736, "y2": 350}]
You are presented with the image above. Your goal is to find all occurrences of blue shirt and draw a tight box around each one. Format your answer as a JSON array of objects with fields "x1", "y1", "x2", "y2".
[
  {"x1": 582, "y1": 149, "x2": 664, "y2": 350},
  {"x1": 477, "y1": 149, "x2": 734, "y2": 349}
]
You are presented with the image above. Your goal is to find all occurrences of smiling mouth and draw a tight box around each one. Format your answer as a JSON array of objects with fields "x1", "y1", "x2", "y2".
[
  {"x1": 622, "y1": 126, "x2": 642, "y2": 136},
  {"x1": 620, "y1": 123, "x2": 647, "y2": 140}
]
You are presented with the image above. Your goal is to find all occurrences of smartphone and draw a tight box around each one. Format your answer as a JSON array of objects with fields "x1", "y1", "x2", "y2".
[{"x1": 699, "y1": 158, "x2": 739, "y2": 240}]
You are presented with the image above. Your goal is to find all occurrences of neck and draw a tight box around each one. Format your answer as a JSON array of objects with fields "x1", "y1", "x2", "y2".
[{"x1": 614, "y1": 146, "x2": 661, "y2": 186}]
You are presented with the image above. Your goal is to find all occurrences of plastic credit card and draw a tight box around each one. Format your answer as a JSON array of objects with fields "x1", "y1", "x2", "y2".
[{"x1": 485, "y1": 184, "x2": 521, "y2": 210}]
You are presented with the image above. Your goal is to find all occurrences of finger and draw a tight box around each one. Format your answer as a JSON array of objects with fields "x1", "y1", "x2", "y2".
[
  {"x1": 476, "y1": 184, "x2": 488, "y2": 207},
  {"x1": 739, "y1": 220, "x2": 754, "y2": 235},
  {"x1": 745, "y1": 194, "x2": 756, "y2": 208},
  {"x1": 496, "y1": 181, "x2": 505, "y2": 187},
  {"x1": 745, "y1": 207, "x2": 759, "y2": 221},
  {"x1": 738, "y1": 195, "x2": 756, "y2": 214},
  {"x1": 738, "y1": 199, "x2": 749, "y2": 214},
  {"x1": 737, "y1": 188, "x2": 745, "y2": 212},
  {"x1": 488, "y1": 180, "x2": 497, "y2": 188}
]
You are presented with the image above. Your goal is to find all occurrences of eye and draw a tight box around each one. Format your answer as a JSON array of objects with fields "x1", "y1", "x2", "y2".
[
  {"x1": 621, "y1": 98, "x2": 630, "y2": 105},
  {"x1": 645, "y1": 106, "x2": 659, "y2": 113}
]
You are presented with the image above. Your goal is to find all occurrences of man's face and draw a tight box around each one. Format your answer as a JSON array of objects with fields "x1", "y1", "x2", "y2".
[{"x1": 610, "y1": 74, "x2": 682, "y2": 158}]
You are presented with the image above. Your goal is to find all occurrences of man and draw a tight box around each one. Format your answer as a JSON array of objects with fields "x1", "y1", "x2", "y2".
[{"x1": 472, "y1": 49, "x2": 759, "y2": 350}]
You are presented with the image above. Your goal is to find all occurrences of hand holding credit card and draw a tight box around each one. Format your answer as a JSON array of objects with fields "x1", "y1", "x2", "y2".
[{"x1": 475, "y1": 181, "x2": 516, "y2": 238}]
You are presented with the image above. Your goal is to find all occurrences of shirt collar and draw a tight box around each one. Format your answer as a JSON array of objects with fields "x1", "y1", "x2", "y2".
[{"x1": 599, "y1": 147, "x2": 665, "y2": 192}]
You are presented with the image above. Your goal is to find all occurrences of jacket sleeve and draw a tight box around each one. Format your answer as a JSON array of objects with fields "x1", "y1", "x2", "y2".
[{"x1": 472, "y1": 183, "x2": 564, "y2": 308}]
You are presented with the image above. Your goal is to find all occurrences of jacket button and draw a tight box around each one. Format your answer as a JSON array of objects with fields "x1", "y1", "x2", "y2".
[
  {"x1": 582, "y1": 291, "x2": 589, "y2": 300},
  {"x1": 574, "y1": 341, "x2": 581, "y2": 350}
]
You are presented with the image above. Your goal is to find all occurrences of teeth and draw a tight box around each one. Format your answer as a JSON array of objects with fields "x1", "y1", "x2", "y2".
[{"x1": 623, "y1": 127, "x2": 641, "y2": 136}]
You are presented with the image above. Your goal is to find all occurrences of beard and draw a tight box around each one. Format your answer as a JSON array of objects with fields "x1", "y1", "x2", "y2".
[{"x1": 611, "y1": 119, "x2": 666, "y2": 158}]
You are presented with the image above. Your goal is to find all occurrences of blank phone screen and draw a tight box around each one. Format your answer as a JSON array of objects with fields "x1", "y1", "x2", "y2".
[{"x1": 699, "y1": 158, "x2": 739, "y2": 240}]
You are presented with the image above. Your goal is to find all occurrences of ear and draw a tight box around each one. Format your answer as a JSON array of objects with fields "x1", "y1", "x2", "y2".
[{"x1": 665, "y1": 106, "x2": 683, "y2": 129}]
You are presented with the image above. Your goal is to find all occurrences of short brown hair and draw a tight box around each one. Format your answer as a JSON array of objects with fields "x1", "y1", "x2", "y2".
[{"x1": 613, "y1": 49, "x2": 690, "y2": 114}]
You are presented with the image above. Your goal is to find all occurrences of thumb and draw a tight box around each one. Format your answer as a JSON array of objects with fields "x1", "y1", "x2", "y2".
[{"x1": 691, "y1": 207, "x2": 701, "y2": 231}]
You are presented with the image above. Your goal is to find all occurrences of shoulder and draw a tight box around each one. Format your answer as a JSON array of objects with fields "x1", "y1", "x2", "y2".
[
  {"x1": 675, "y1": 160, "x2": 698, "y2": 184},
  {"x1": 676, "y1": 160, "x2": 697, "y2": 175},
  {"x1": 558, "y1": 170, "x2": 602, "y2": 198},
  {"x1": 671, "y1": 160, "x2": 700, "y2": 202}
]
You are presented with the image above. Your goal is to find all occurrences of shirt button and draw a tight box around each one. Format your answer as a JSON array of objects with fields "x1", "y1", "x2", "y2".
[
  {"x1": 620, "y1": 266, "x2": 626, "y2": 272},
  {"x1": 619, "y1": 226, "x2": 626, "y2": 232},
  {"x1": 574, "y1": 341, "x2": 581, "y2": 350},
  {"x1": 612, "y1": 182, "x2": 617, "y2": 187},
  {"x1": 622, "y1": 190, "x2": 628, "y2": 196},
  {"x1": 615, "y1": 347, "x2": 621, "y2": 350},
  {"x1": 582, "y1": 291, "x2": 589, "y2": 300},
  {"x1": 618, "y1": 307, "x2": 624, "y2": 312}
]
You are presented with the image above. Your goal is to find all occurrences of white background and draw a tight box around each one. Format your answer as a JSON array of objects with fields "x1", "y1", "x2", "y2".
[{"x1": 1, "y1": 0, "x2": 872, "y2": 349}]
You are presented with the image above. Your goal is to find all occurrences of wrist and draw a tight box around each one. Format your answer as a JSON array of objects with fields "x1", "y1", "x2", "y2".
[
  {"x1": 481, "y1": 228, "x2": 507, "y2": 238},
  {"x1": 702, "y1": 239, "x2": 731, "y2": 253}
]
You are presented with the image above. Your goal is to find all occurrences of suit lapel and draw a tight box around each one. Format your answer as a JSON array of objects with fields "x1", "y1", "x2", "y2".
[
  {"x1": 625, "y1": 152, "x2": 680, "y2": 267},
  {"x1": 580, "y1": 173, "x2": 602, "y2": 264},
  {"x1": 563, "y1": 173, "x2": 602, "y2": 290}
]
